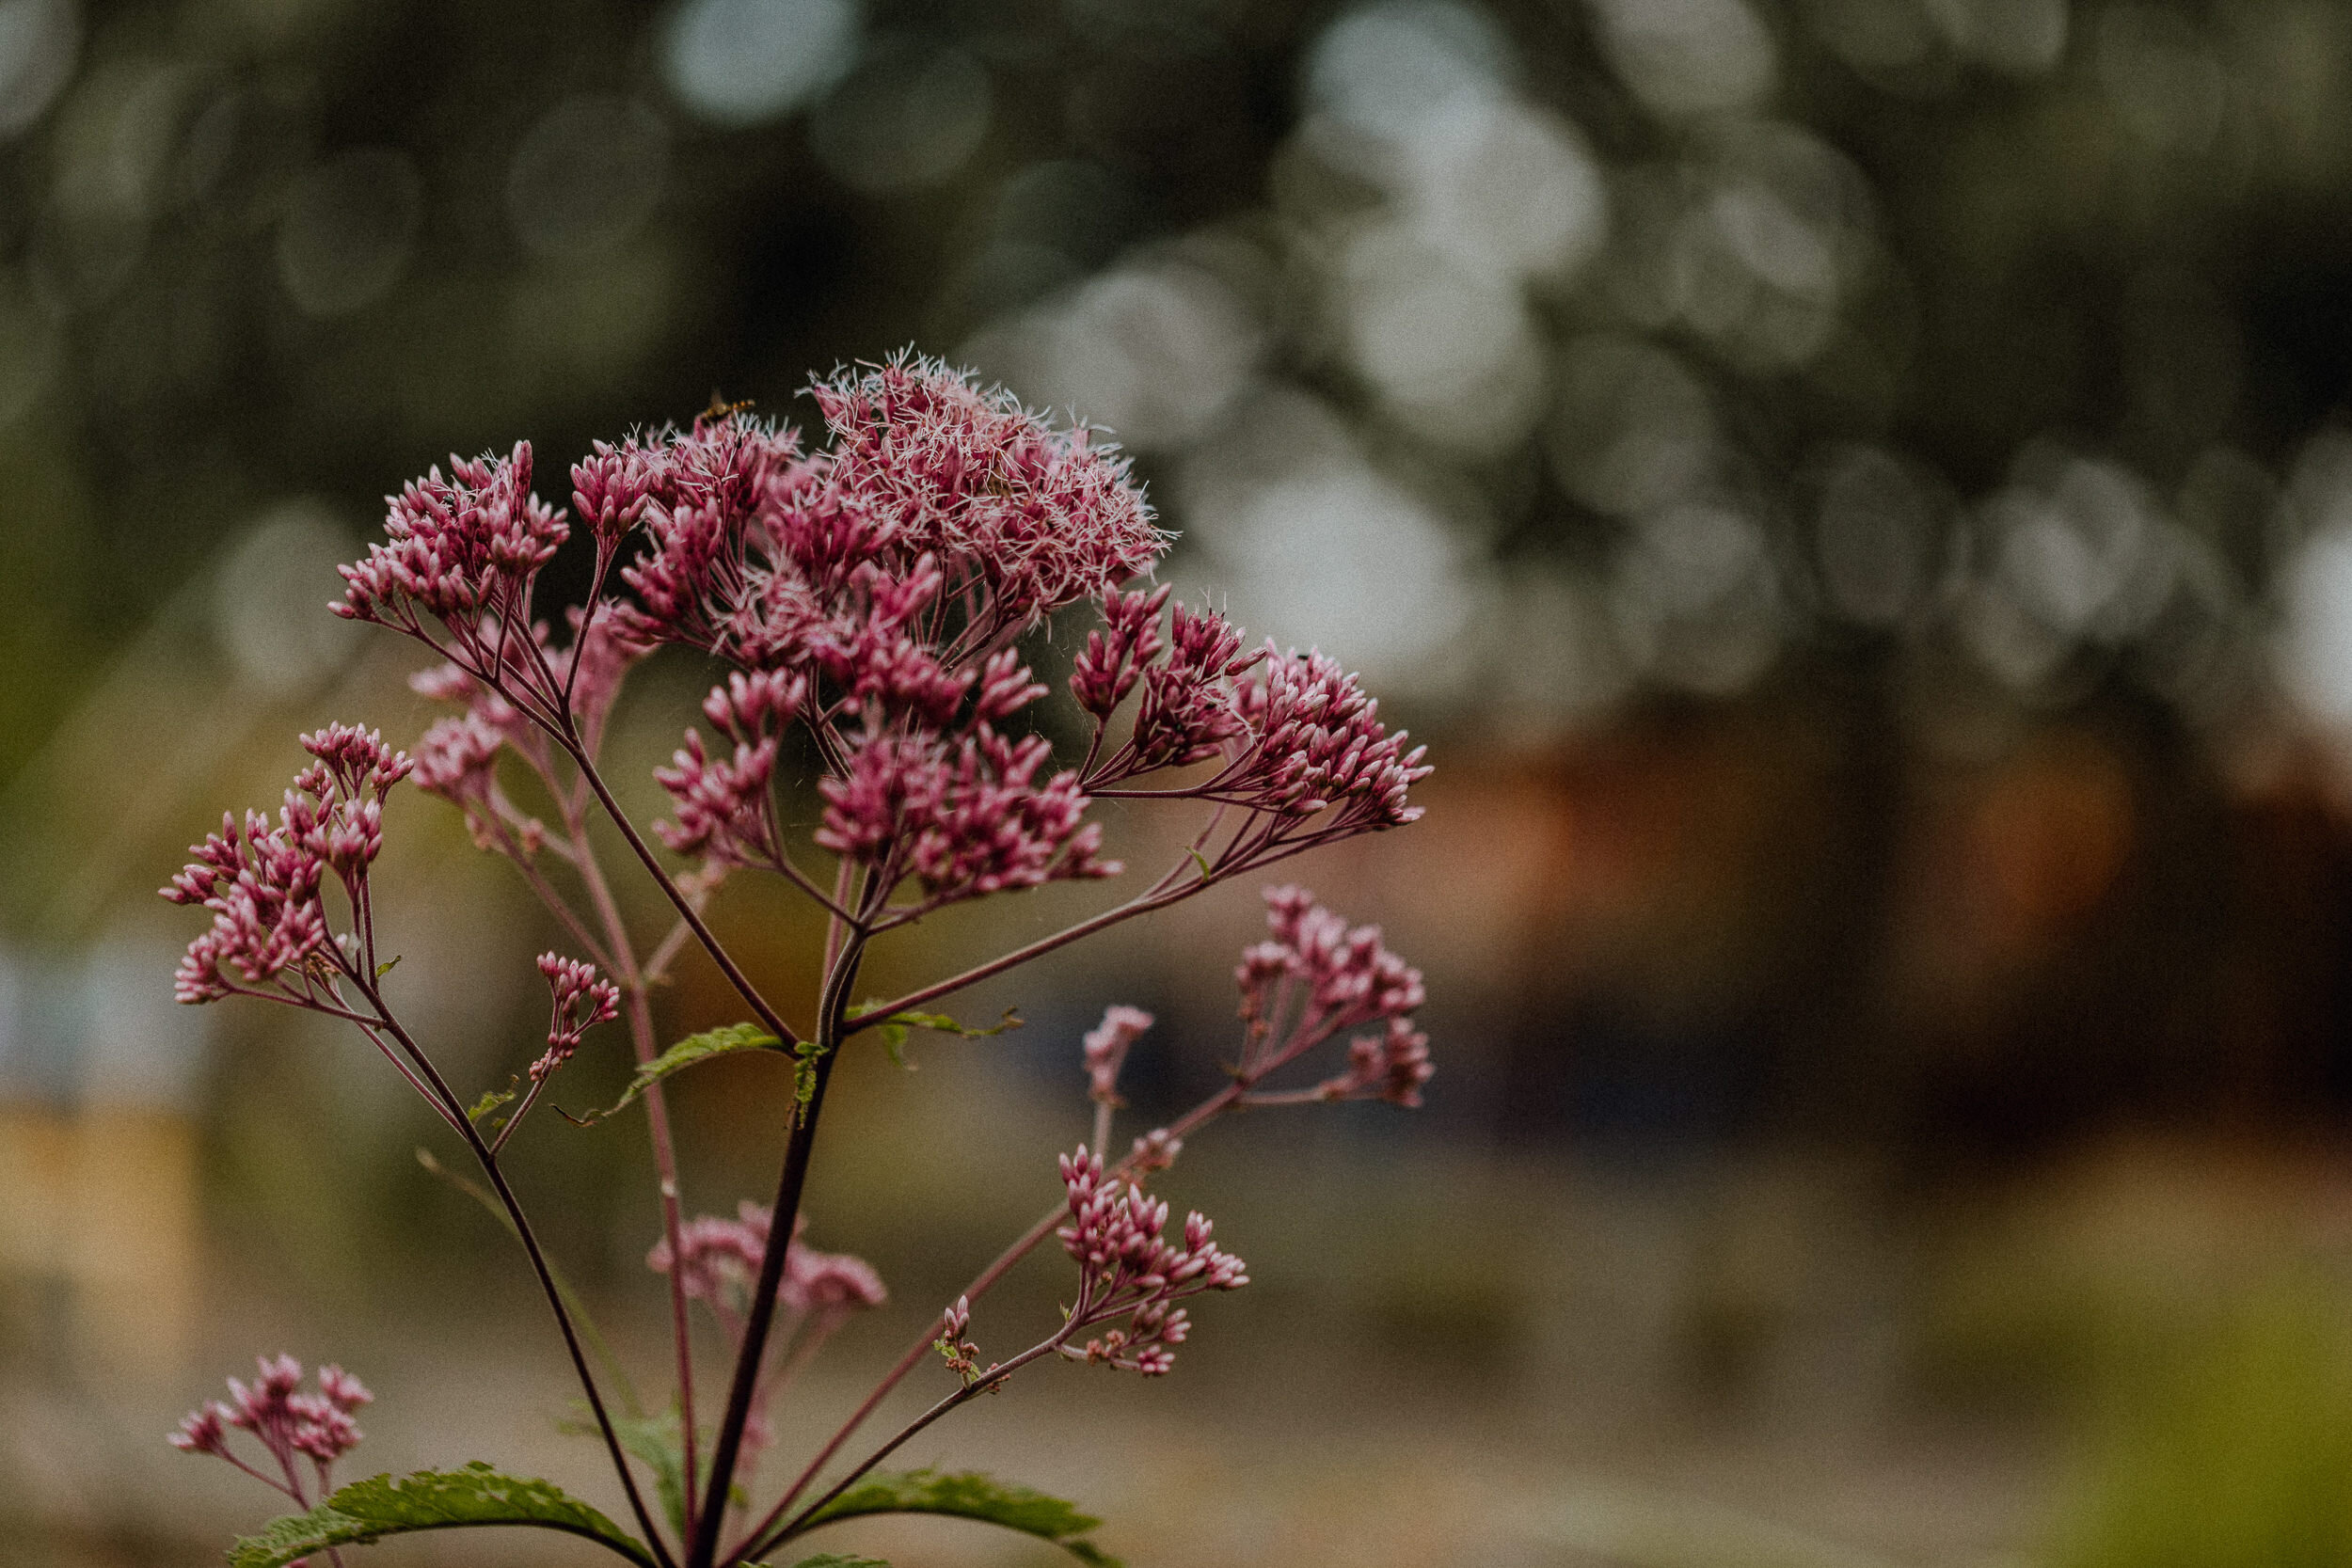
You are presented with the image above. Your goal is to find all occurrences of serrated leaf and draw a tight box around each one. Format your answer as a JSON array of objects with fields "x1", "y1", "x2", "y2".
[
  {"x1": 560, "y1": 1404, "x2": 747, "y2": 1541},
  {"x1": 466, "y1": 1077, "x2": 518, "y2": 1127},
  {"x1": 795, "y1": 1469, "x2": 1118, "y2": 1566},
  {"x1": 564, "y1": 1022, "x2": 784, "y2": 1126},
  {"x1": 565, "y1": 1406, "x2": 688, "y2": 1541},
  {"x1": 227, "y1": 1462, "x2": 655, "y2": 1568},
  {"x1": 845, "y1": 1003, "x2": 1022, "y2": 1070}
]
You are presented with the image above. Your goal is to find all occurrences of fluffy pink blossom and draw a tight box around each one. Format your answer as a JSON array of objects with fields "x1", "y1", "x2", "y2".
[
  {"x1": 1056, "y1": 1147, "x2": 1247, "y2": 1376},
  {"x1": 804, "y1": 356, "x2": 1167, "y2": 636},
  {"x1": 617, "y1": 357, "x2": 1165, "y2": 677}
]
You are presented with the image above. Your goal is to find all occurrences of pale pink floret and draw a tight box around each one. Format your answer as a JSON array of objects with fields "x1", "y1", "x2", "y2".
[
  {"x1": 646, "y1": 1201, "x2": 886, "y2": 1319},
  {"x1": 1317, "y1": 1016, "x2": 1435, "y2": 1108},
  {"x1": 655, "y1": 729, "x2": 781, "y2": 865},
  {"x1": 1083, "y1": 1006, "x2": 1154, "y2": 1106},
  {"x1": 411, "y1": 712, "x2": 505, "y2": 802},
  {"x1": 1055, "y1": 1145, "x2": 1247, "y2": 1377}
]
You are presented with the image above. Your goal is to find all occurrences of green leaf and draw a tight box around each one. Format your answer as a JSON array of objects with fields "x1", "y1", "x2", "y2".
[
  {"x1": 227, "y1": 1462, "x2": 655, "y2": 1568},
  {"x1": 845, "y1": 1003, "x2": 1022, "y2": 1069},
  {"x1": 564, "y1": 1021, "x2": 785, "y2": 1126},
  {"x1": 772, "y1": 1556, "x2": 891, "y2": 1568},
  {"x1": 588, "y1": 1408, "x2": 688, "y2": 1541},
  {"x1": 794, "y1": 1469, "x2": 1119, "y2": 1566},
  {"x1": 791, "y1": 1037, "x2": 828, "y2": 1121},
  {"x1": 374, "y1": 954, "x2": 403, "y2": 978},
  {"x1": 466, "y1": 1077, "x2": 518, "y2": 1127}
]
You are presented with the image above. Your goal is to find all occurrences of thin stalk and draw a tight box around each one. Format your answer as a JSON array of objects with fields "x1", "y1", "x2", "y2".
[
  {"x1": 358, "y1": 985, "x2": 676, "y2": 1568},
  {"x1": 564, "y1": 735, "x2": 802, "y2": 1049},
  {"x1": 764, "y1": 1334, "x2": 1071, "y2": 1554},
  {"x1": 562, "y1": 800, "x2": 705, "y2": 1549},
  {"x1": 625, "y1": 980, "x2": 701, "y2": 1546},
  {"x1": 739, "y1": 1081, "x2": 1248, "y2": 1561},
  {"x1": 843, "y1": 877, "x2": 1202, "y2": 1037},
  {"x1": 688, "y1": 939, "x2": 863, "y2": 1568}
]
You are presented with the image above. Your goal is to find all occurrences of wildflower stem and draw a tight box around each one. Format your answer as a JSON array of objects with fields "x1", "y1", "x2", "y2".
[
  {"x1": 625, "y1": 979, "x2": 702, "y2": 1547},
  {"x1": 356, "y1": 982, "x2": 677, "y2": 1568},
  {"x1": 754, "y1": 1332, "x2": 1075, "y2": 1559},
  {"x1": 564, "y1": 735, "x2": 802, "y2": 1049},
  {"x1": 690, "y1": 936, "x2": 864, "y2": 1568},
  {"x1": 554, "y1": 796, "x2": 705, "y2": 1545},
  {"x1": 842, "y1": 873, "x2": 1206, "y2": 1037},
  {"x1": 741, "y1": 1079, "x2": 1249, "y2": 1560}
]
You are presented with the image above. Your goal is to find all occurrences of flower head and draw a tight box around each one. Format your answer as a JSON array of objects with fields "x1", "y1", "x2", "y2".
[
  {"x1": 1055, "y1": 1146, "x2": 1246, "y2": 1376},
  {"x1": 163, "y1": 729, "x2": 411, "y2": 1005},
  {"x1": 338, "y1": 443, "x2": 565, "y2": 627},
  {"x1": 1230, "y1": 887, "x2": 1431, "y2": 1100},
  {"x1": 647, "y1": 1202, "x2": 885, "y2": 1321},
  {"x1": 816, "y1": 726, "x2": 1116, "y2": 907},
  {"x1": 617, "y1": 357, "x2": 1165, "y2": 675},
  {"x1": 532, "y1": 953, "x2": 619, "y2": 1083},
  {"x1": 170, "y1": 1354, "x2": 370, "y2": 1484}
]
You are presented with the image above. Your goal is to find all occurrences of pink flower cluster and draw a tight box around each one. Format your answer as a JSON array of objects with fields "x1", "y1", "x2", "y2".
[
  {"x1": 1074, "y1": 599, "x2": 1429, "y2": 870},
  {"x1": 1055, "y1": 1147, "x2": 1248, "y2": 1376},
  {"x1": 171, "y1": 1354, "x2": 372, "y2": 1498},
  {"x1": 164, "y1": 726, "x2": 411, "y2": 1005},
  {"x1": 612, "y1": 358, "x2": 1159, "y2": 672},
  {"x1": 651, "y1": 670, "x2": 807, "y2": 864},
  {"x1": 646, "y1": 1201, "x2": 886, "y2": 1323},
  {"x1": 533, "y1": 953, "x2": 619, "y2": 1083},
  {"x1": 322, "y1": 355, "x2": 1428, "y2": 935},
  {"x1": 337, "y1": 443, "x2": 564, "y2": 629},
  {"x1": 1234, "y1": 885, "x2": 1432, "y2": 1106},
  {"x1": 601, "y1": 362, "x2": 1152, "y2": 911}
]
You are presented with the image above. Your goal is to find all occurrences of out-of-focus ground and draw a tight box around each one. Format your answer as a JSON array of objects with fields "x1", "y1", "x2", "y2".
[{"x1": 18, "y1": 0, "x2": 2352, "y2": 1563}]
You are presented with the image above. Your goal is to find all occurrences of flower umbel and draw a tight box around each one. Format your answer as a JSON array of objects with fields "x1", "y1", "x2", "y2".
[
  {"x1": 166, "y1": 353, "x2": 1433, "y2": 1568},
  {"x1": 171, "y1": 1354, "x2": 372, "y2": 1506},
  {"x1": 1055, "y1": 1147, "x2": 1248, "y2": 1376},
  {"x1": 163, "y1": 726, "x2": 411, "y2": 1006}
]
